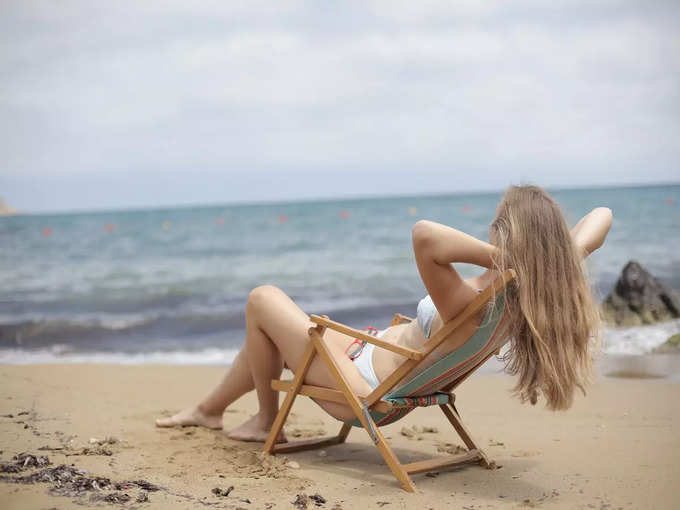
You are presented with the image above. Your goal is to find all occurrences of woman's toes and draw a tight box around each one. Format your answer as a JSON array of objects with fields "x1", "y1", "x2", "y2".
[
  {"x1": 155, "y1": 417, "x2": 176, "y2": 428},
  {"x1": 154, "y1": 408, "x2": 223, "y2": 429}
]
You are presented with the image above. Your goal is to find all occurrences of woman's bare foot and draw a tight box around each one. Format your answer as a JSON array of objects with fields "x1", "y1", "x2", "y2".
[
  {"x1": 226, "y1": 414, "x2": 287, "y2": 443},
  {"x1": 155, "y1": 406, "x2": 223, "y2": 430}
]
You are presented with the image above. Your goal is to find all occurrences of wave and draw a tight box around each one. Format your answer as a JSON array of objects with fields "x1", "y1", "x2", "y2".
[
  {"x1": 601, "y1": 319, "x2": 680, "y2": 355},
  {"x1": 0, "y1": 313, "x2": 247, "y2": 351},
  {"x1": 1, "y1": 299, "x2": 678, "y2": 363},
  {"x1": 0, "y1": 299, "x2": 418, "y2": 354},
  {"x1": 0, "y1": 346, "x2": 240, "y2": 365}
]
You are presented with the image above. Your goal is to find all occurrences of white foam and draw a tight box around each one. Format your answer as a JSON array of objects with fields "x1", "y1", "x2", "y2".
[
  {"x1": 0, "y1": 313, "x2": 150, "y2": 330},
  {"x1": 601, "y1": 319, "x2": 680, "y2": 355},
  {"x1": 2, "y1": 321, "x2": 678, "y2": 365},
  {"x1": 0, "y1": 346, "x2": 240, "y2": 365}
]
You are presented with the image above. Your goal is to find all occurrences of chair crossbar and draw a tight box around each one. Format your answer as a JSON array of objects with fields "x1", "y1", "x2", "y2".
[
  {"x1": 271, "y1": 379, "x2": 394, "y2": 414},
  {"x1": 403, "y1": 449, "x2": 482, "y2": 475}
]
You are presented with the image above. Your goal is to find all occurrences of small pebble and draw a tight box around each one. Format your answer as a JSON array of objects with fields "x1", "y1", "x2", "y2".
[
  {"x1": 318, "y1": 450, "x2": 327, "y2": 457},
  {"x1": 212, "y1": 486, "x2": 234, "y2": 497},
  {"x1": 287, "y1": 461, "x2": 300, "y2": 469}
]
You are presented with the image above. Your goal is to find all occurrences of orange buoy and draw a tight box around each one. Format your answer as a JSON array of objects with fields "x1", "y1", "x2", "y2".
[
  {"x1": 462, "y1": 205, "x2": 471, "y2": 213},
  {"x1": 162, "y1": 221, "x2": 170, "y2": 230},
  {"x1": 339, "y1": 210, "x2": 350, "y2": 219},
  {"x1": 408, "y1": 206, "x2": 417, "y2": 216},
  {"x1": 104, "y1": 223, "x2": 116, "y2": 233},
  {"x1": 42, "y1": 227, "x2": 53, "y2": 236},
  {"x1": 664, "y1": 197, "x2": 676, "y2": 206},
  {"x1": 216, "y1": 217, "x2": 226, "y2": 225},
  {"x1": 277, "y1": 214, "x2": 288, "y2": 224}
]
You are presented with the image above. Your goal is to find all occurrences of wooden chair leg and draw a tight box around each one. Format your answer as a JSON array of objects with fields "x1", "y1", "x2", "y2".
[
  {"x1": 439, "y1": 403, "x2": 492, "y2": 468},
  {"x1": 310, "y1": 329, "x2": 417, "y2": 492},
  {"x1": 264, "y1": 340, "x2": 317, "y2": 454},
  {"x1": 337, "y1": 422, "x2": 352, "y2": 443}
]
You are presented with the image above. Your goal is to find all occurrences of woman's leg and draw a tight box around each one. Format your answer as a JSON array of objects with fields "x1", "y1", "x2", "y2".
[
  {"x1": 158, "y1": 284, "x2": 372, "y2": 439},
  {"x1": 227, "y1": 285, "x2": 373, "y2": 441},
  {"x1": 155, "y1": 346, "x2": 255, "y2": 429}
]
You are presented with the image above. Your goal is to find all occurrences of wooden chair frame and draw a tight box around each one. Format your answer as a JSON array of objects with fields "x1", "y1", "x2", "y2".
[{"x1": 263, "y1": 270, "x2": 516, "y2": 492}]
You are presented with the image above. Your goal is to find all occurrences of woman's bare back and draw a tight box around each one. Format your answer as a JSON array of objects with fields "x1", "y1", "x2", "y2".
[{"x1": 372, "y1": 271, "x2": 499, "y2": 385}]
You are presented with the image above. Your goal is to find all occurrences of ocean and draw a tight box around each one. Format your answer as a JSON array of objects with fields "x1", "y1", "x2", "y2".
[{"x1": 1, "y1": 184, "x2": 679, "y2": 365}]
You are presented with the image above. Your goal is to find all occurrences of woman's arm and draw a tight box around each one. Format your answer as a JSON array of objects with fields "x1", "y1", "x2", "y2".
[
  {"x1": 412, "y1": 220, "x2": 498, "y2": 268},
  {"x1": 412, "y1": 220, "x2": 497, "y2": 322},
  {"x1": 570, "y1": 207, "x2": 613, "y2": 258}
]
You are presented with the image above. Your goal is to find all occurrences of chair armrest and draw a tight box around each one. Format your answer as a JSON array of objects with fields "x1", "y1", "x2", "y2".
[
  {"x1": 309, "y1": 314, "x2": 424, "y2": 361},
  {"x1": 390, "y1": 313, "x2": 414, "y2": 326}
]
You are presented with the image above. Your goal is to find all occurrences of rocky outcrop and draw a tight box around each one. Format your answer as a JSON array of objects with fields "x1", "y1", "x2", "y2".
[
  {"x1": 600, "y1": 261, "x2": 680, "y2": 326},
  {"x1": 0, "y1": 197, "x2": 16, "y2": 216}
]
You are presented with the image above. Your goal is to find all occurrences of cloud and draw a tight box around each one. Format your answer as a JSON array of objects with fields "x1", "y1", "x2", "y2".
[{"x1": 0, "y1": 1, "x2": 678, "y2": 211}]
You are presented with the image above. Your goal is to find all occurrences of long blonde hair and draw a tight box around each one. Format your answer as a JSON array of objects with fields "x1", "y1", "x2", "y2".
[{"x1": 491, "y1": 185, "x2": 599, "y2": 411}]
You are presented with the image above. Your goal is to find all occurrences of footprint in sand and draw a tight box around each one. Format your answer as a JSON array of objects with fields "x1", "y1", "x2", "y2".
[
  {"x1": 400, "y1": 425, "x2": 439, "y2": 440},
  {"x1": 285, "y1": 427, "x2": 327, "y2": 438},
  {"x1": 434, "y1": 441, "x2": 467, "y2": 455},
  {"x1": 229, "y1": 450, "x2": 295, "y2": 479},
  {"x1": 511, "y1": 450, "x2": 541, "y2": 457}
]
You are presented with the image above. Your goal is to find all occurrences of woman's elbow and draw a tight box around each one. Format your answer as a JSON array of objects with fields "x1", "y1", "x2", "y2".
[
  {"x1": 412, "y1": 220, "x2": 433, "y2": 249},
  {"x1": 594, "y1": 207, "x2": 613, "y2": 224},
  {"x1": 596, "y1": 207, "x2": 614, "y2": 234}
]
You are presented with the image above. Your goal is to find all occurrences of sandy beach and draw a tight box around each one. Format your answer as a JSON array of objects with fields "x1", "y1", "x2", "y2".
[{"x1": 1, "y1": 364, "x2": 678, "y2": 509}]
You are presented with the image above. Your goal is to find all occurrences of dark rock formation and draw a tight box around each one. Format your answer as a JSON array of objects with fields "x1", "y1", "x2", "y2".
[{"x1": 601, "y1": 261, "x2": 680, "y2": 326}]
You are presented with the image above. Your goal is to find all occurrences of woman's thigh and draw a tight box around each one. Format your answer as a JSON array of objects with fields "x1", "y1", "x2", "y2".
[{"x1": 248, "y1": 286, "x2": 374, "y2": 406}]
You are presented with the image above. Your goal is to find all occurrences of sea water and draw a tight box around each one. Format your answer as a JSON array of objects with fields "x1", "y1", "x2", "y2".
[{"x1": 1, "y1": 184, "x2": 678, "y2": 364}]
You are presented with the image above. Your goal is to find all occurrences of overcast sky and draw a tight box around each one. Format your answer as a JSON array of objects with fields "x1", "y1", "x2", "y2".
[{"x1": 1, "y1": 1, "x2": 679, "y2": 213}]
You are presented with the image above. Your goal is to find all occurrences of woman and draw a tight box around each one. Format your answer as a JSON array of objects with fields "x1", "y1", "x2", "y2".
[{"x1": 156, "y1": 185, "x2": 612, "y2": 442}]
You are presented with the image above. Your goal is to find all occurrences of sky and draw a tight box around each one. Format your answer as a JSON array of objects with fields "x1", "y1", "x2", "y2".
[{"x1": 1, "y1": 1, "x2": 679, "y2": 213}]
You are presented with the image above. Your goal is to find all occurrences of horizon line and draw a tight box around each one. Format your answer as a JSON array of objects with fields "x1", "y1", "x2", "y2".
[{"x1": 5, "y1": 179, "x2": 680, "y2": 217}]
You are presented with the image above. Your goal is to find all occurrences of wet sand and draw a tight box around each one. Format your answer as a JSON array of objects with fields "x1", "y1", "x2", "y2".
[{"x1": 1, "y1": 363, "x2": 679, "y2": 509}]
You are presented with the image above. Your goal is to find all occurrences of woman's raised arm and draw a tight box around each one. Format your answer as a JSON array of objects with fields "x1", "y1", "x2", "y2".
[
  {"x1": 412, "y1": 220, "x2": 498, "y2": 322},
  {"x1": 412, "y1": 220, "x2": 497, "y2": 268},
  {"x1": 570, "y1": 207, "x2": 613, "y2": 259}
]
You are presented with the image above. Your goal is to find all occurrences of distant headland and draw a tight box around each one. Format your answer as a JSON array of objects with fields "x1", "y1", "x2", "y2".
[{"x1": 0, "y1": 197, "x2": 17, "y2": 216}]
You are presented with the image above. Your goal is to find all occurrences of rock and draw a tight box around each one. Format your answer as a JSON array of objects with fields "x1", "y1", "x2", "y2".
[
  {"x1": 212, "y1": 486, "x2": 234, "y2": 497},
  {"x1": 652, "y1": 333, "x2": 680, "y2": 354},
  {"x1": 292, "y1": 493, "x2": 309, "y2": 509},
  {"x1": 310, "y1": 493, "x2": 327, "y2": 506},
  {"x1": 0, "y1": 453, "x2": 51, "y2": 473},
  {"x1": 399, "y1": 426, "x2": 416, "y2": 438},
  {"x1": 600, "y1": 261, "x2": 680, "y2": 326}
]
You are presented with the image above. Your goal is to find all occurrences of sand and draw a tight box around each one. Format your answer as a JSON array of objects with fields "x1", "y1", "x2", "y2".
[{"x1": 1, "y1": 364, "x2": 679, "y2": 509}]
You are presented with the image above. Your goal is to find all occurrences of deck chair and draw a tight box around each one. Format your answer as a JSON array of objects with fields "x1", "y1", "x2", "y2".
[{"x1": 263, "y1": 269, "x2": 516, "y2": 492}]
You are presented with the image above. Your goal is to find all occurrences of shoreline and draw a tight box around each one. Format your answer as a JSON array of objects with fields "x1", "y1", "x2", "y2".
[
  {"x1": 3, "y1": 317, "x2": 679, "y2": 367},
  {"x1": 1, "y1": 364, "x2": 679, "y2": 509},
  {"x1": 3, "y1": 352, "x2": 679, "y2": 382}
]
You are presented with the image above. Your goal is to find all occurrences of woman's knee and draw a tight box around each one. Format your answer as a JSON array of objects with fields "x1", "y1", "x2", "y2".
[{"x1": 246, "y1": 285, "x2": 281, "y2": 312}]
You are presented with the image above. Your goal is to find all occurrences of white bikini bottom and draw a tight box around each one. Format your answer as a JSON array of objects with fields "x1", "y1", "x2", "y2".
[{"x1": 351, "y1": 329, "x2": 385, "y2": 390}]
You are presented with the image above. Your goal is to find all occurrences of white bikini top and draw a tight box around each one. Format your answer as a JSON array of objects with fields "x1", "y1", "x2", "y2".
[{"x1": 416, "y1": 289, "x2": 483, "y2": 339}]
